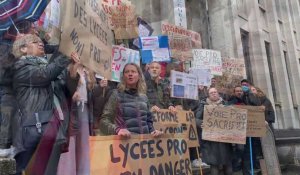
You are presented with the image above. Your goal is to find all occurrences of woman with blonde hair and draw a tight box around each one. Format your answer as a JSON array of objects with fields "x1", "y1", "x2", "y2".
[{"x1": 100, "y1": 63, "x2": 162, "y2": 138}]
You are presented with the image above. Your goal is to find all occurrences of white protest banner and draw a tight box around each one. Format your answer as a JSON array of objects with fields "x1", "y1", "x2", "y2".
[
  {"x1": 111, "y1": 46, "x2": 140, "y2": 82},
  {"x1": 59, "y1": 0, "x2": 114, "y2": 79},
  {"x1": 173, "y1": 0, "x2": 187, "y2": 29},
  {"x1": 202, "y1": 105, "x2": 248, "y2": 144},
  {"x1": 222, "y1": 57, "x2": 246, "y2": 77},
  {"x1": 192, "y1": 49, "x2": 222, "y2": 76},
  {"x1": 189, "y1": 68, "x2": 212, "y2": 86},
  {"x1": 152, "y1": 109, "x2": 199, "y2": 147},
  {"x1": 89, "y1": 135, "x2": 192, "y2": 175},
  {"x1": 170, "y1": 70, "x2": 198, "y2": 100}
]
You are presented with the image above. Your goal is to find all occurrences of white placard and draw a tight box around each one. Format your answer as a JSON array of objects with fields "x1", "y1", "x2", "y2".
[
  {"x1": 189, "y1": 68, "x2": 212, "y2": 86},
  {"x1": 192, "y1": 49, "x2": 222, "y2": 76},
  {"x1": 111, "y1": 45, "x2": 140, "y2": 82},
  {"x1": 173, "y1": 0, "x2": 187, "y2": 29},
  {"x1": 140, "y1": 36, "x2": 159, "y2": 50},
  {"x1": 170, "y1": 70, "x2": 198, "y2": 100}
]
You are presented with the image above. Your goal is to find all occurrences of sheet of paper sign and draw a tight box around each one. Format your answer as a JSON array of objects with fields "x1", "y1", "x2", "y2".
[{"x1": 189, "y1": 68, "x2": 212, "y2": 86}]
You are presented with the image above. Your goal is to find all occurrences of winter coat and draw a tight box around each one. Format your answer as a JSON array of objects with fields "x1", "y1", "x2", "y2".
[
  {"x1": 227, "y1": 92, "x2": 261, "y2": 106},
  {"x1": 100, "y1": 89, "x2": 155, "y2": 135},
  {"x1": 194, "y1": 99, "x2": 233, "y2": 166},
  {"x1": 259, "y1": 96, "x2": 275, "y2": 124},
  {"x1": 92, "y1": 81, "x2": 117, "y2": 132},
  {"x1": 12, "y1": 54, "x2": 73, "y2": 153},
  {"x1": 0, "y1": 51, "x2": 17, "y2": 148},
  {"x1": 146, "y1": 78, "x2": 173, "y2": 109}
]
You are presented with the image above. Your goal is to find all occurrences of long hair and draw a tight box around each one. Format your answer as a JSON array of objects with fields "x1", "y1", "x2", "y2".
[{"x1": 118, "y1": 63, "x2": 147, "y2": 95}]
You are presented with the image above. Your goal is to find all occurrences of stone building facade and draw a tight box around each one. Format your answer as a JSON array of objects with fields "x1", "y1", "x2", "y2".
[{"x1": 132, "y1": 0, "x2": 300, "y2": 130}]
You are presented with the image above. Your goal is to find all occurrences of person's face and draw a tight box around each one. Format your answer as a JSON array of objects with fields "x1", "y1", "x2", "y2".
[
  {"x1": 208, "y1": 88, "x2": 220, "y2": 102},
  {"x1": 234, "y1": 87, "x2": 243, "y2": 98},
  {"x1": 123, "y1": 65, "x2": 140, "y2": 89},
  {"x1": 211, "y1": 78, "x2": 216, "y2": 85},
  {"x1": 22, "y1": 37, "x2": 45, "y2": 57},
  {"x1": 251, "y1": 87, "x2": 257, "y2": 94},
  {"x1": 149, "y1": 62, "x2": 161, "y2": 78},
  {"x1": 241, "y1": 82, "x2": 249, "y2": 87}
]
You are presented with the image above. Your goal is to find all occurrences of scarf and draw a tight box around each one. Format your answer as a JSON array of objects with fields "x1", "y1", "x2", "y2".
[
  {"x1": 21, "y1": 55, "x2": 48, "y2": 66},
  {"x1": 206, "y1": 97, "x2": 224, "y2": 106}
]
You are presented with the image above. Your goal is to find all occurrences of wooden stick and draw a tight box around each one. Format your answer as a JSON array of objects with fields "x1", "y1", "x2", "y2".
[{"x1": 196, "y1": 147, "x2": 203, "y2": 175}]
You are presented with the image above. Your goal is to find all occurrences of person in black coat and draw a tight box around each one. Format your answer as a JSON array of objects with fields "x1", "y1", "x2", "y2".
[
  {"x1": 195, "y1": 87, "x2": 233, "y2": 175},
  {"x1": 11, "y1": 34, "x2": 80, "y2": 175}
]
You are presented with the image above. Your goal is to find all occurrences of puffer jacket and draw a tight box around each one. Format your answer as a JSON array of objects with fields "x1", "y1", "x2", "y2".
[{"x1": 100, "y1": 89, "x2": 155, "y2": 135}]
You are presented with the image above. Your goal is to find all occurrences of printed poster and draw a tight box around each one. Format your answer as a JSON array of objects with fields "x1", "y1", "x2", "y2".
[{"x1": 170, "y1": 70, "x2": 198, "y2": 100}]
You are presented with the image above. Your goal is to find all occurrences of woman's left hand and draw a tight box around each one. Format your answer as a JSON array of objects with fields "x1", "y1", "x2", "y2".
[{"x1": 151, "y1": 130, "x2": 163, "y2": 138}]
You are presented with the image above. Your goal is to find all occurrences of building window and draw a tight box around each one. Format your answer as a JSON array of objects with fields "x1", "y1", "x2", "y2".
[
  {"x1": 279, "y1": 20, "x2": 285, "y2": 40},
  {"x1": 274, "y1": 0, "x2": 282, "y2": 19},
  {"x1": 284, "y1": 51, "x2": 296, "y2": 105},
  {"x1": 288, "y1": 0, "x2": 296, "y2": 29},
  {"x1": 241, "y1": 29, "x2": 253, "y2": 83},
  {"x1": 294, "y1": 31, "x2": 299, "y2": 46},
  {"x1": 265, "y1": 42, "x2": 277, "y2": 102},
  {"x1": 259, "y1": 7, "x2": 268, "y2": 29},
  {"x1": 237, "y1": 0, "x2": 247, "y2": 18},
  {"x1": 258, "y1": 0, "x2": 265, "y2": 7}
]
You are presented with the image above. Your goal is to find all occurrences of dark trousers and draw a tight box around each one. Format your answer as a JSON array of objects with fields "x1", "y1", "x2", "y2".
[
  {"x1": 242, "y1": 137, "x2": 262, "y2": 175},
  {"x1": 15, "y1": 147, "x2": 36, "y2": 175}
]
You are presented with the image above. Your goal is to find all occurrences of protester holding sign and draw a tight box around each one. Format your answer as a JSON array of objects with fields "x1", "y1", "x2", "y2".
[
  {"x1": 146, "y1": 61, "x2": 175, "y2": 112},
  {"x1": 228, "y1": 81, "x2": 262, "y2": 175},
  {"x1": 195, "y1": 87, "x2": 233, "y2": 175},
  {"x1": 11, "y1": 34, "x2": 80, "y2": 175},
  {"x1": 100, "y1": 63, "x2": 162, "y2": 137},
  {"x1": 250, "y1": 86, "x2": 275, "y2": 131}
]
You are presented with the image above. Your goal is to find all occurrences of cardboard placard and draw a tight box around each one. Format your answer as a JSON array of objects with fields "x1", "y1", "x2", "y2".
[
  {"x1": 170, "y1": 70, "x2": 198, "y2": 100},
  {"x1": 202, "y1": 105, "x2": 248, "y2": 144},
  {"x1": 89, "y1": 135, "x2": 192, "y2": 175},
  {"x1": 192, "y1": 49, "x2": 222, "y2": 76},
  {"x1": 161, "y1": 22, "x2": 202, "y2": 61},
  {"x1": 161, "y1": 22, "x2": 201, "y2": 48},
  {"x1": 152, "y1": 109, "x2": 199, "y2": 147},
  {"x1": 111, "y1": 45, "x2": 140, "y2": 82},
  {"x1": 110, "y1": 4, "x2": 139, "y2": 39},
  {"x1": 59, "y1": 0, "x2": 113, "y2": 79},
  {"x1": 235, "y1": 105, "x2": 266, "y2": 137},
  {"x1": 222, "y1": 57, "x2": 246, "y2": 77}
]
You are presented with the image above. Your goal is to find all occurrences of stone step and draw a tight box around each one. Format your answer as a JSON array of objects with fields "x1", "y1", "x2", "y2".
[{"x1": 0, "y1": 158, "x2": 16, "y2": 175}]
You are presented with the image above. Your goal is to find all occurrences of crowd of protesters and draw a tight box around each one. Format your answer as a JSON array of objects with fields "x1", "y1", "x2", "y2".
[{"x1": 0, "y1": 22, "x2": 275, "y2": 175}]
